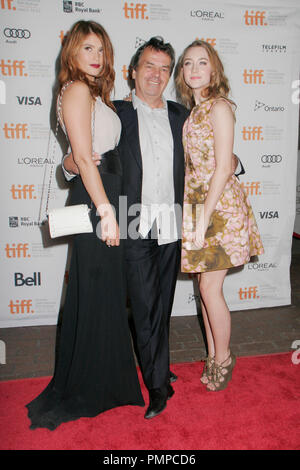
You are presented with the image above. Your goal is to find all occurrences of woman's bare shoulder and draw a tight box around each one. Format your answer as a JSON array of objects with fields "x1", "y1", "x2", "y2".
[{"x1": 62, "y1": 80, "x2": 91, "y2": 104}]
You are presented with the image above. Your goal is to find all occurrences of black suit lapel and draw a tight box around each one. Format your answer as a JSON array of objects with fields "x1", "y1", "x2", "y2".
[{"x1": 119, "y1": 104, "x2": 142, "y2": 171}]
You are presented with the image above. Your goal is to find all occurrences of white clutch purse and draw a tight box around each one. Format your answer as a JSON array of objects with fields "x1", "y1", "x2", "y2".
[{"x1": 48, "y1": 204, "x2": 93, "y2": 238}]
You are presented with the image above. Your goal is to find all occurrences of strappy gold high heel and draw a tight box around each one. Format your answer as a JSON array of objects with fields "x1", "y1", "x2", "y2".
[
  {"x1": 206, "y1": 352, "x2": 236, "y2": 391},
  {"x1": 200, "y1": 355, "x2": 214, "y2": 384}
]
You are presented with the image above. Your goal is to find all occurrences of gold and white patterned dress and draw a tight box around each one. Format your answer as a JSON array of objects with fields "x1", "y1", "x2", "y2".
[{"x1": 181, "y1": 98, "x2": 264, "y2": 273}]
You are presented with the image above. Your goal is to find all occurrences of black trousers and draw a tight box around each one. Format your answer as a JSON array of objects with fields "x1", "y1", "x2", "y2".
[{"x1": 125, "y1": 235, "x2": 181, "y2": 397}]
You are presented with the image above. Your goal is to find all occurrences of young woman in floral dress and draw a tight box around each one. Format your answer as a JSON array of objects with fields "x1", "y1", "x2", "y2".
[{"x1": 175, "y1": 40, "x2": 264, "y2": 391}]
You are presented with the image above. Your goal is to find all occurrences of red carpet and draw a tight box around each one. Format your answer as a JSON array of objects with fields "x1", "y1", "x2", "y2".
[{"x1": 0, "y1": 353, "x2": 299, "y2": 450}]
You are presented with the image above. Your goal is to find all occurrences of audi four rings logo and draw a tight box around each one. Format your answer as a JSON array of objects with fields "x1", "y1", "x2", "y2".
[
  {"x1": 4, "y1": 28, "x2": 31, "y2": 39},
  {"x1": 261, "y1": 155, "x2": 282, "y2": 163}
]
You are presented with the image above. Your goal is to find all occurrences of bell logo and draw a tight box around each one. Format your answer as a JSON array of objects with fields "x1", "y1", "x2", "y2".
[
  {"x1": 3, "y1": 123, "x2": 30, "y2": 139},
  {"x1": 243, "y1": 69, "x2": 265, "y2": 84},
  {"x1": 242, "y1": 126, "x2": 263, "y2": 140},
  {"x1": 10, "y1": 184, "x2": 36, "y2": 199},
  {"x1": 238, "y1": 286, "x2": 259, "y2": 300},
  {"x1": 240, "y1": 182, "x2": 261, "y2": 196},
  {"x1": 1, "y1": 0, "x2": 16, "y2": 10},
  {"x1": 5, "y1": 243, "x2": 30, "y2": 258},
  {"x1": 123, "y1": 2, "x2": 148, "y2": 19},
  {"x1": 244, "y1": 10, "x2": 267, "y2": 26},
  {"x1": 9, "y1": 299, "x2": 34, "y2": 314},
  {"x1": 0, "y1": 60, "x2": 27, "y2": 77},
  {"x1": 14, "y1": 272, "x2": 41, "y2": 287}
]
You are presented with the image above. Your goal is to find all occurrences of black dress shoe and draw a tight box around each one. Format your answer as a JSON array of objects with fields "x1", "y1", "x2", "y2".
[
  {"x1": 169, "y1": 371, "x2": 178, "y2": 383},
  {"x1": 144, "y1": 385, "x2": 174, "y2": 420}
]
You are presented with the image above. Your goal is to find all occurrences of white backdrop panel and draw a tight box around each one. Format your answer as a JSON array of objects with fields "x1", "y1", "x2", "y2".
[{"x1": 0, "y1": 0, "x2": 299, "y2": 327}]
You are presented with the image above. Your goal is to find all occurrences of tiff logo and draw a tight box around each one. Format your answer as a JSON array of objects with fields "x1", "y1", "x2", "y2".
[
  {"x1": 198, "y1": 37, "x2": 216, "y2": 47},
  {"x1": 9, "y1": 299, "x2": 34, "y2": 314},
  {"x1": 243, "y1": 69, "x2": 265, "y2": 84},
  {"x1": 238, "y1": 286, "x2": 259, "y2": 300},
  {"x1": 242, "y1": 126, "x2": 263, "y2": 140},
  {"x1": 3, "y1": 123, "x2": 30, "y2": 139},
  {"x1": 240, "y1": 182, "x2": 262, "y2": 196},
  {"x1": 244, "y1": 10, "x2": 267, "y2": 26},
  {"x1": 5, "y1": 243, "x2": 30, "y2": 258},
  {"x1": 122, "y1": 65, "x2": 129, "y2": 80},
  {"x1": 0, "y1": 60, "x2": 27, "y2": 76},
  {"x1": 123, "y1": 2, "x2": 148, "y2": 19},
  {"x1": 10, "y1": 184, "x2": 36, "y2": 199},
  {"x1": 1, "y1": 0, "x2": 15, "y2": 9}
]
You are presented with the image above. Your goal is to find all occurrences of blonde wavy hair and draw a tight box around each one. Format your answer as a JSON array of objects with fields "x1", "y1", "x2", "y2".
[
  {"x1": 58, "y1": 20, "x2": 115, "y2": 110},
  {"x1": 174, "y1": 40, "x2": 235, "y2": 110}
]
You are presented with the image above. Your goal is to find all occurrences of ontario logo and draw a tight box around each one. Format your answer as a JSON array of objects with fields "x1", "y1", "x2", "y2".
[{"x1": 254, "y1": 100, "x2": 284, "y2": 112}]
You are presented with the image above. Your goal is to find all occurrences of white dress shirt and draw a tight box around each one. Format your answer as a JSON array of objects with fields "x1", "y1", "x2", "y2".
[{"x1": 132, "y1": 91, "x2": 178, "y2": 245}]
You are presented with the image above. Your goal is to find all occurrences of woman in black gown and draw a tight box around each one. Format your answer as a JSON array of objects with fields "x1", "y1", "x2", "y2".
[{"x1": 26, "y1": 20, "x2": 144, "y2": 431}]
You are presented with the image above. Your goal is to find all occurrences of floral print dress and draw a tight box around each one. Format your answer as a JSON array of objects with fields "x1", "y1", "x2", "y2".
[{"x1": 181, "y1": 98, "x2": 264, "y2": 273}]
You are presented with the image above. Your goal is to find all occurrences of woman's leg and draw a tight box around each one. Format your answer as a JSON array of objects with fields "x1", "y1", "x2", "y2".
[
  {"x1": 198, "y1": 269, "x2": 234, "y2": 389},
  {"x1": 198, "y1": 283, "x2": 215, "y2": 384},
  {"x1": 198, "y1": 274, "x2": 215, "y2": 359}
]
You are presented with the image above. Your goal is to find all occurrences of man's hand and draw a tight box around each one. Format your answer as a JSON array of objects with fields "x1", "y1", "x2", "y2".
[
  {"x1": 232, "y1": 153, "x2": 238, "y2": 174},
  {"x1": 123, "y1": 92, "x2": 132, "y2": 102},
  {"x1": 64, "y1": 152, "x2": 101, "y2": 175}
]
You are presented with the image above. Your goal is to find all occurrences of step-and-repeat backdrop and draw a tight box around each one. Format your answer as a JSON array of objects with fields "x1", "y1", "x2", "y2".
[{"x1": 1, "y1": 0, "x2": 300, "y2": 327}]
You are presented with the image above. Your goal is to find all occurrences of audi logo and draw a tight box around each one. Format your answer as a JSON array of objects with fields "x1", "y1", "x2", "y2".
[
  {"x1": 4, "y1": 28, "x2": 31, "y2": 39},
  {"x1": 261, "y1": 155, "x2": 282, "y2": 163}
]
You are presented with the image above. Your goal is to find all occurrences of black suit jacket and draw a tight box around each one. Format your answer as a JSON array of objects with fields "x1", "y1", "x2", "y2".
[{"x1": 114, "y1": 100, "x2": 189, "y2": 237}]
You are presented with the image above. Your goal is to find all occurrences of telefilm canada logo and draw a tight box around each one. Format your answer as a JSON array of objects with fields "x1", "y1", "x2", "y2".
[{"x1": 262, "y1": 44, "x2": 287, "y2": 53}]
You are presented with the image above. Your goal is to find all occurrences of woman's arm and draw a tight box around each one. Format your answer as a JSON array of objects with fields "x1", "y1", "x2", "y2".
[
  {"x1": 61, "y1": 81, "x2": 119, "y2": 245},
  {"x1": 195, "y1": 100, "x2": 234, "y2": 247}
]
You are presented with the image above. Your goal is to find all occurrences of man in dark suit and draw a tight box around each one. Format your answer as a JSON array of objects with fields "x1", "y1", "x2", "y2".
[{"x1": 113, "y1": 38, "x2": 189, "y2": 419}]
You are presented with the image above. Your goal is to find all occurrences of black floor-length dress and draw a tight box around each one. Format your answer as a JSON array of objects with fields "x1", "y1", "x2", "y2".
[{"x1": 26, "y1": 87, "x2": 144, "y2": 431}]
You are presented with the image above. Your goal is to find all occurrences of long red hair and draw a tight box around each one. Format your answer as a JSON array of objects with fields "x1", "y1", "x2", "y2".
[{"x1": 58, "y1": 20, "x2": 115, "y2": 109}]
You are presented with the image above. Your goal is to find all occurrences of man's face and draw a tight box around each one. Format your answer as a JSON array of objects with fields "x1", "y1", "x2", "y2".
[{"x1": 132, "y1": 47, "x2": 172, "y2": 104}]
